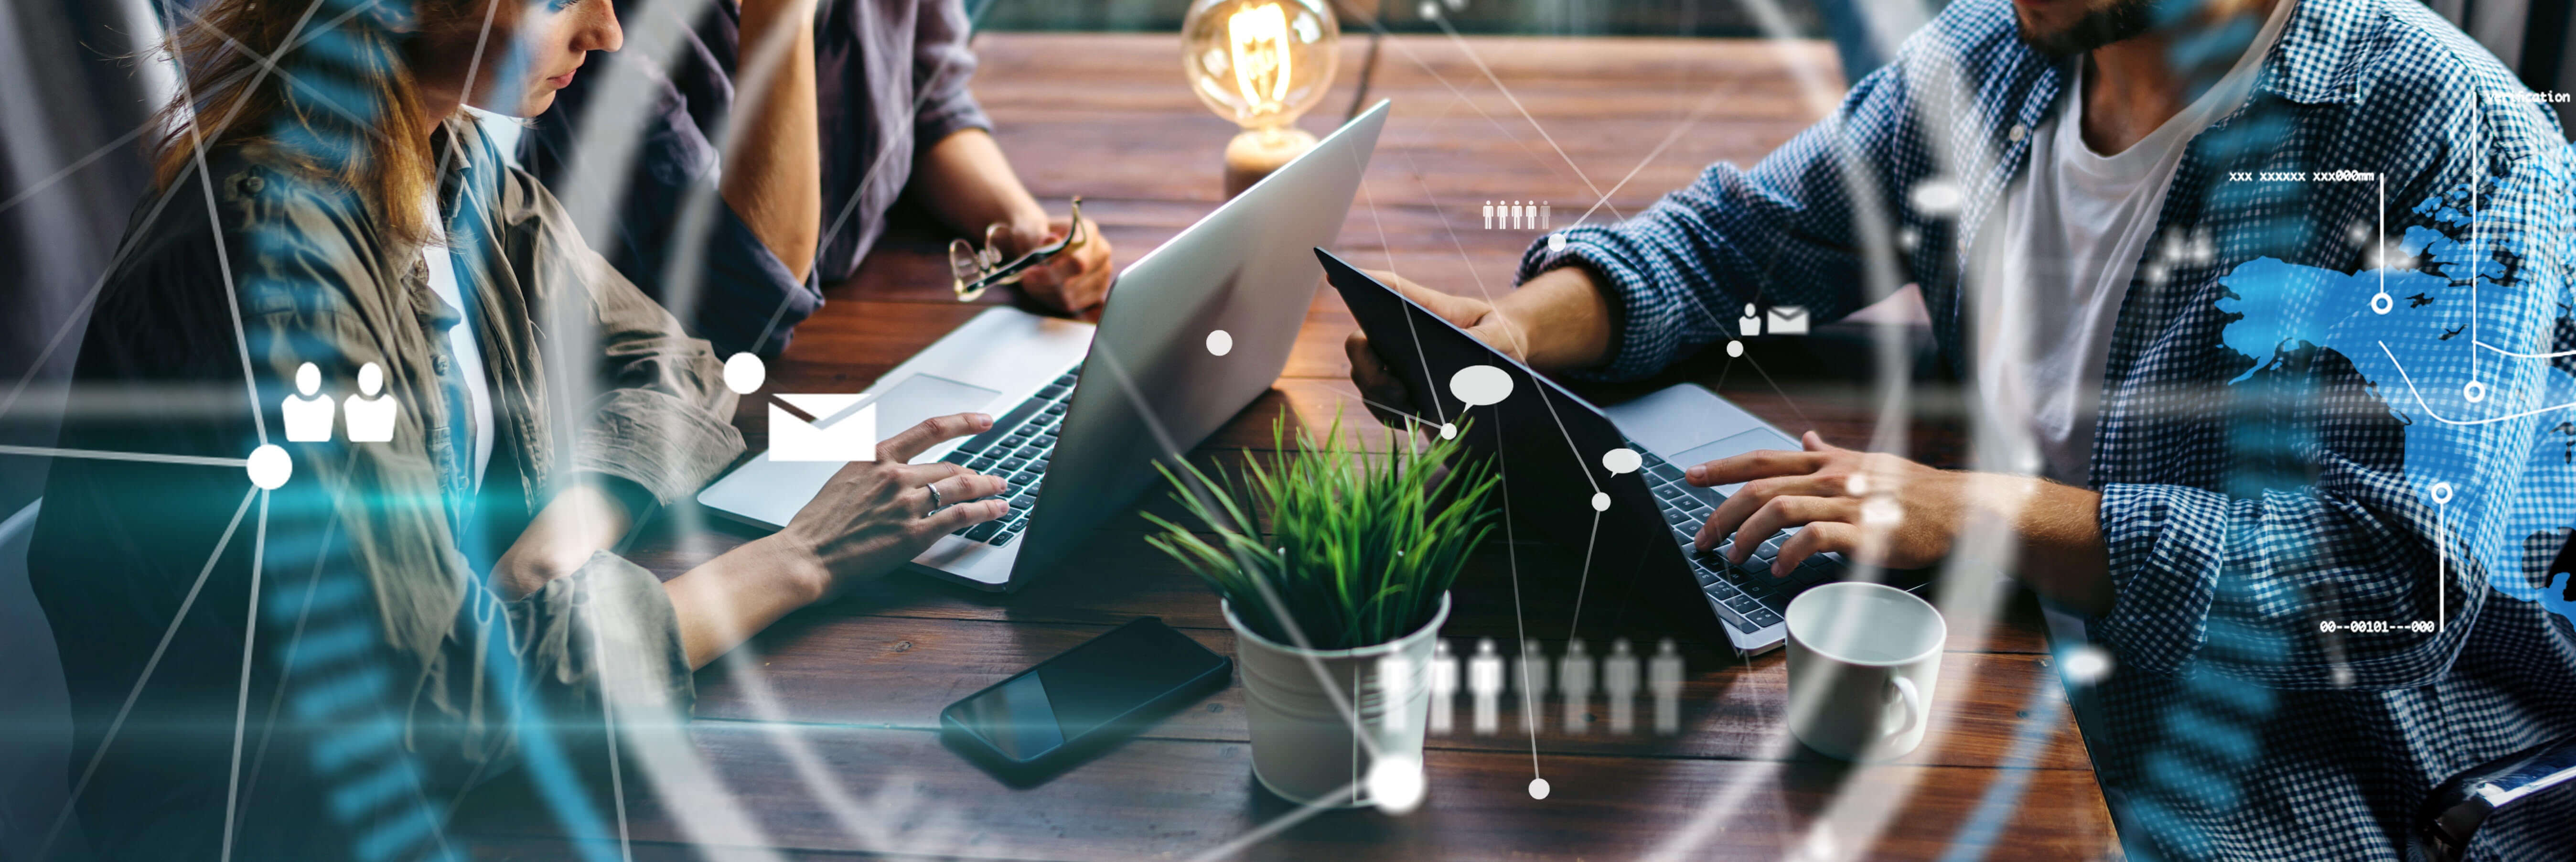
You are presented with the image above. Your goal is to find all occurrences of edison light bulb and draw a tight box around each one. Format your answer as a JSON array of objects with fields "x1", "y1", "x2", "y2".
[{"x1": 1181, "y1": 0, "x2": 1339, "y2": 196}]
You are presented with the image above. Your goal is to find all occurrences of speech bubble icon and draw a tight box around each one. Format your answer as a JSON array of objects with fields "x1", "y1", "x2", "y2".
[
  {"x1": 1449, "y1": 365, "x2": 1513, "y2": 407},
  {"x1": 1601, "y1": 447, "x2": 1641, "y2": 475}
]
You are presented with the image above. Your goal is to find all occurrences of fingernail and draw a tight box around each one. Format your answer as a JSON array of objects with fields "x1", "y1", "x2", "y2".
[
  {"x1": 1686, "y1": 466, "x2": 1705, "y2": 482},
  {"x1": 974, "y1": 413, "x2": 993, "y2": 427}
]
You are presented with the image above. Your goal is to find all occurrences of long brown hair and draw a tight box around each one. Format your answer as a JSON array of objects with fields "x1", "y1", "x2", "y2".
[{"x1": 149, "y1": 0, "x2": 515, "y2": 246}]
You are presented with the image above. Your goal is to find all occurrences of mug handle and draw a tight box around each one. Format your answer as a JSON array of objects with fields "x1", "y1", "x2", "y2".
[{"x1": 1886, "y1": 676, "x2": 1923, "y2": 742}]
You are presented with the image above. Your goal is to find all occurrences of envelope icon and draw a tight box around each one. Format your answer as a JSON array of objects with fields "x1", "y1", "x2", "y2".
[
  {"x1": 772, "y1": 393, "x2": 878, "y2": 462},
  {"x1": 1764, "y1": 305, "x2": 1810, "y2": 335}
]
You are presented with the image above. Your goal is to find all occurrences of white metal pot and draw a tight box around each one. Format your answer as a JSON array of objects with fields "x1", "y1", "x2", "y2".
[{"x1": 1224, "y1": 593, "x2": 1449, "y2": 808}]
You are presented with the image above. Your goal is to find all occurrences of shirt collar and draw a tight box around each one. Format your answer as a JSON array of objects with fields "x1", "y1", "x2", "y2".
[{"x1": 2253, "y1": 0, "x2": 2374, "y2": 105}]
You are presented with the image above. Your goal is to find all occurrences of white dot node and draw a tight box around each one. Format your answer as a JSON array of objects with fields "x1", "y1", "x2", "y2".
[
  {"x1": 1844, "y1": 472, "x2": 1870, "y2": 496},
  {"x1": 1861, "y1": 496, "x2": 1903, "y2": 528},
  {"x1": 2430, "y1": 482, "x2": 2453, "y2": 505},
  {"x1": 2370, "y1": 291, "x2": 2393, "y2": 315},
  {"x1": 1908, "y1": 179, "x2": 1963, "y2": 216},
  {"x1": 1601, "y1": 447, "x2": 1641, "y2": 475},
  {"x1": 2462, "y1": 381, "x2": 2486, "y2": 403},
  {"x1": 1590, "y1": 492, "x2": 1610, "y2": 512},
  {"x1": 1367, "y1": 754, "x2": 1427, "y2": 814},
  {"x1": 247, "y1": 444, "x2": 291, "y2": 490},
  {"x1": 1417, "y1": 0, "x2": 1439, "y2": 19},
  {"x1": 722, "y1": 352, "x2": 765, "y2": 394},
  {"x1": 2060, "y1": 644, "x2": 2114, "y2": 686},
  {"x1": 1527, "y1": 778, "x2": 1551, "y2": 800},
  {"x1": 1726, "y1": 340, "x2": 1744, "y2": 358},
  {"x1": 1206, "y1": 329, "x2": 1234, "y2": 356},
  {"x1": 1439, "y1": 422, "x2": 1457, "y2": 440}
]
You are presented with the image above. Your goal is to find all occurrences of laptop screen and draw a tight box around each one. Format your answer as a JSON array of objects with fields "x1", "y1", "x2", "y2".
[{"x1": 1316, "y1": 248, "x2": 1707, "y2": 635}]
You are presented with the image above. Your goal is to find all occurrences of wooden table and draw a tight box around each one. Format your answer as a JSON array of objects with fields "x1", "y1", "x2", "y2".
[{"x1": 453, "y1": 33, "x2": 2122, "y2": 861}]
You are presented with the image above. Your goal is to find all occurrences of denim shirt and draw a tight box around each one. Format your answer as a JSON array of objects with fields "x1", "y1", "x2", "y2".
[
  {"x1": 1522, "y1": 0, "x2": 2576, "y2": 856},
  {"x1": 525, "y1": 0, "x2": 994, "y2": 356}
]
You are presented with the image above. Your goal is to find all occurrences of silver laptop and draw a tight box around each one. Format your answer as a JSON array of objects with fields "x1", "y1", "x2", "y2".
[{"x1": 697, "y1": 101, "x2": 1391, "y2": 592}]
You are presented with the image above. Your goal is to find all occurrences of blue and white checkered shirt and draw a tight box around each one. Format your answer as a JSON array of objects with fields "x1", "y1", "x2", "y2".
[{"x1": 1522, "y1": 0, "x2": 2576, "y2": 857}]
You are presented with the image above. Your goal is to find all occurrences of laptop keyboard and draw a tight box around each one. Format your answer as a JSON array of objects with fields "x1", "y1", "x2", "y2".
[
  {"x1": 934, "y1": 366, "x2": 1080, "y2": 547},
  {"x1": 1632, "y1": 444, "x2": 1841, "y2": 635}
]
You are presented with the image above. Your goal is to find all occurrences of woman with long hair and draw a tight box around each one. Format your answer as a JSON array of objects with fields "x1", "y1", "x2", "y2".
[{"x1": 30, "y1": 1, "x2": 1007, "y2": 858}]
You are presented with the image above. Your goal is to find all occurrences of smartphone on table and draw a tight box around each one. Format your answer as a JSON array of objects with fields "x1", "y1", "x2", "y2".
[{"x1": 940, "y1": 616, "x2": 1232, "y2": 780}]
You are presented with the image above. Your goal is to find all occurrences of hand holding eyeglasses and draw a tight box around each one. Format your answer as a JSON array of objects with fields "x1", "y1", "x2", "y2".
[{"x1": 951, "y1": 197, "x2": 1116, "y2": 312}]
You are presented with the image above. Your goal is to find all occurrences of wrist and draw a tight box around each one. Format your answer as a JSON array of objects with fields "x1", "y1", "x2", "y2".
[
  {"x1": 1500, "y1": 268, "x2": 1616, "y2": 370},
  {"x1": 749, "y1": 533, "x2": 833, "y2": 607}
]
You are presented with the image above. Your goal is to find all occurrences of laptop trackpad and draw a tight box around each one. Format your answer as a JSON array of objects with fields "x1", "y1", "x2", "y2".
[
  {"x1": 869, "y1": 374, "x2": 1002, "y2": 448},
  {"x1": 1670, "y1": 428, "x2": 1800, "y2": 496}
]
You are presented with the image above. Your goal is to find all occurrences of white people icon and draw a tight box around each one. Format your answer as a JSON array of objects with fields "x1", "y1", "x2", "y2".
[
  {"x1": 344, "y1": 362, "x2": 400, "y2": 442},
  {"x1": 1470, "y1": 638, "x2": 1504, "y2": 736},
  {"x1": 281, "y1": 362, "x2": 336, "y2": 442}
]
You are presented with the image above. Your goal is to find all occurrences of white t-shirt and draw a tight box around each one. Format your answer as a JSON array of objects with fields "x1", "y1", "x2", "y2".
[
  {"x1": 421, "y1": 198, "x2": 495, "y2": 492},
  {"x1": 1972, "y1": 0, "x2": 2294, "y2": 486}
]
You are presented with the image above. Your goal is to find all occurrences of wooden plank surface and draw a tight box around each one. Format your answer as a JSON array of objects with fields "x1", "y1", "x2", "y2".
[{"x1": 451, "y1": 32, "x2": 2120, "y2": 861}]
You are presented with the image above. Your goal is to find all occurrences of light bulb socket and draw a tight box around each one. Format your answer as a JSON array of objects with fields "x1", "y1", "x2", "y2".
[{"x1": 1223, "y1": 126, "x2": 1320, "y2": 198}]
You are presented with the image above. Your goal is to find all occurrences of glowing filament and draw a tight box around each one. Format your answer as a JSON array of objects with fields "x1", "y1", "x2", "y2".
[{"x1": 1228, "y1": 3, "x2": 1293, "y2": 112}]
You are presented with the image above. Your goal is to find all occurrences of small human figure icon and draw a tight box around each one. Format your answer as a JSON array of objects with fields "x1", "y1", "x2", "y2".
[
  {"x1": 1603, "y1": 638, "x2": 1640, "y2": 735},
  {"x1": 1483, "y1": 201, "x2": 1495, "y2": 229},
  {"x1": 343, "y1": 362, "x2": 400, "y2": 443},
  {"x1": 1516, "y1": 638, "x2": 1551, "y2": 732},
  {"x1": 1540, "y1": 202, "x2": 1550, "y2": 230},
  {"x1": 1428, "y1": 639, "x2": 1459, "y2": 735},
  {"x1": 1469, "y1": 638, "x2": 1504, "y2": 736},
  {"x1": 281, "y1": 362, "x2": 336, "y2": 442},
  {"x1": 1739, "y1": 302, "x2": 1764, "y2": 337},
  {"x1": 1651, "y1": 638, "x2": 1685, "y2": 735},
  {"x1": 1559, "y1": 638, "x2": 1595, "y2": 734}
]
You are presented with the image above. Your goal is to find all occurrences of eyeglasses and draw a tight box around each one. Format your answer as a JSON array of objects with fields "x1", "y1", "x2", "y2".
[{"x1": 949, "y1": 196, "x2": 1089, "y2": 302}]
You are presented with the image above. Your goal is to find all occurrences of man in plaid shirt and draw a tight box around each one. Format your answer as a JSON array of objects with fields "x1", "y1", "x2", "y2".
[{"x1": 1349, "y1": 0, "x2": 2576, "y2": 856}]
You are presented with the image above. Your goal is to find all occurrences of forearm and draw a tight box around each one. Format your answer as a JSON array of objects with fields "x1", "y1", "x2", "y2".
[
  {"x1": 912, "y1": 128, "x2": 1049, "y2": 244},
  {"x1": 722, "y1": 0, "x2": 821, "y2": 282},
  {"x1": 2003, "y1": 478, "x2": 2114, "y2": 615},
  {"x1": 493, "y1": 481, "x2": 639, "y2": 600},
  {"x1": 663, "y1": 535, "x2": 827, "y2": 668},
  {"x1": 1491, "y1": 266, "x2": 1620, "y2": 372}
]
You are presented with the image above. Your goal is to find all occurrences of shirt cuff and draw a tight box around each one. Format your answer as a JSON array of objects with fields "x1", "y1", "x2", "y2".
[
  {"x1": 915, "y1": 98, "x2": 994, "y2": 157},
  {"x1": 514, "y1": 551, "x2": 696, "y2": 720},
  {"x1": 1514, "y1": 226, "x2": 1677, "y2": 382},
  {"x1": 577, "y1": 388, "x2": 747, "y2": 508},
  {"x1": 2093, "y1": 482, "x2": 2230, "y2": 676}
]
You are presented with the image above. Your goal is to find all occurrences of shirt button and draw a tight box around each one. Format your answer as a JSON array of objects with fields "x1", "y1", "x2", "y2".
[
  {"x1": 2007, "y1": 124, "x2": 2029, "y2": 142},
  {"x1": 433, "y1": 354, "x2": 452, "y2": 375}
]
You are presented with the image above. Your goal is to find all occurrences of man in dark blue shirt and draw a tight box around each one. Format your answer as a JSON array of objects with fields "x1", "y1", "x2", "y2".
[{"x1": 1349, "y1": 0, "x2": 2576, "y2": 857}]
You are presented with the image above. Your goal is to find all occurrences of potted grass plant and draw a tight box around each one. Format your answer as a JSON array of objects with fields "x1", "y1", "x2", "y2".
[{"x1": 1145, "y1": 412, "x2": 1499, "y2": 808}]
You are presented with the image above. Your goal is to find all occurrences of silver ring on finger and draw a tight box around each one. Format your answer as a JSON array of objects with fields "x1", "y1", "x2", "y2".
[{"x1": 924, "y1": 482, "x2": 944, "y2": 516}]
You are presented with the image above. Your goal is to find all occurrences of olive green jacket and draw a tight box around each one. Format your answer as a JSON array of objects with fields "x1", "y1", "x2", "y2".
[{"x1": 31, "y1": 120, "x2": 741, "y2": 859}]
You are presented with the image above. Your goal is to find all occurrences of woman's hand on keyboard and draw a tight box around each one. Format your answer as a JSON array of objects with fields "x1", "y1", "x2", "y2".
[{"x1": 774, "y1": 412, "x2": 1014, "y2": 599}]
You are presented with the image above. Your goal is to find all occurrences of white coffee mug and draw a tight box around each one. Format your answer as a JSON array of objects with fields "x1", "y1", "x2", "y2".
[{"x1": 1783, "y1": 582, "x2": 1946, "y2": 761}]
